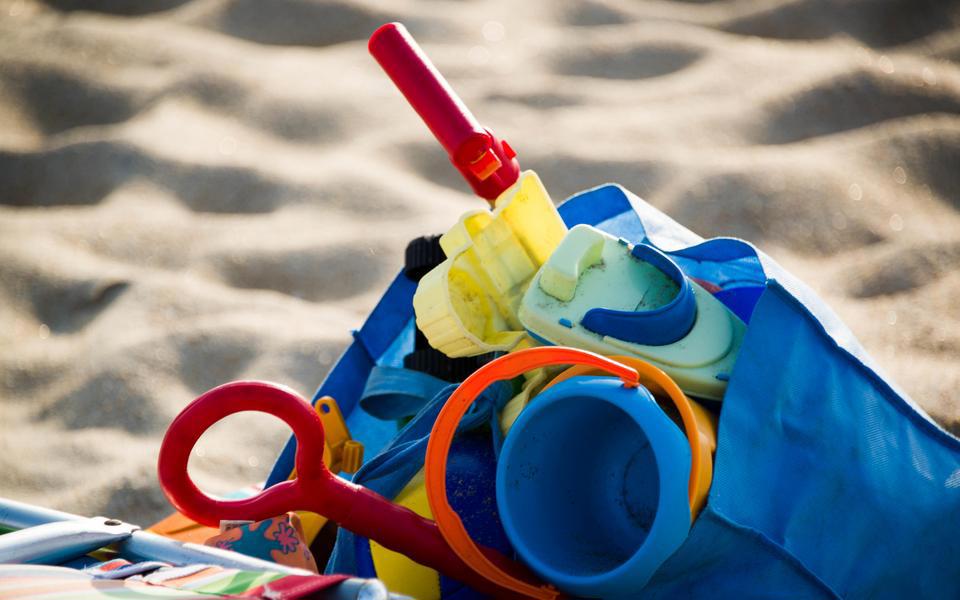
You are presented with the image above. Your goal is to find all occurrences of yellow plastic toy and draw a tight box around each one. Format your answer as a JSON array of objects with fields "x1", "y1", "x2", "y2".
[
  {"x1": 412, "y1": 171, "x2": 566, "y2": 358},
  {"x1": 367, "y1": 470, "x2": 440, "y2": 600},
  {"x1": 499, "y1": 367, "x2": 550, "y2": 436},
  {"x1": 288, "y1": 396, "x2": 364, "y2": 543}
]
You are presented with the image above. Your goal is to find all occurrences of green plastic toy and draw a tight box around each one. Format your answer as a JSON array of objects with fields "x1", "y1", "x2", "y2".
[{"x1": 518, "y1": 225, "x2": 745, "y2": 401}]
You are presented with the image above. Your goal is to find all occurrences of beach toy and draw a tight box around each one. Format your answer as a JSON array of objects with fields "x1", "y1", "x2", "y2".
[
  {"x1": 370, "y1": 22, "x2": 567, "y2": 358},
  {"x1": 413, "y1": 172, "x2": 566, "y2": 357},
  {"x1": 157, "y1": 381, "x2": 541, "y2": 599},
  {"x1": 518, "y1": 224, "x2": 746, "y2": 401},
  {"x1": 498, "y1": 362, "x2": 551, "y2": 435},
  {"x1": 369, "y1": 23, "x2": 519, "y2": 202},
  {"x1": 499, "y1": 377, "x2": 691, "y2": 598},
  {"x1": 539, "y1": 356, "x2": 717, "y2": 517},
  {"x1": 149, "y1": 396, "x2": 361, "y2": 547},
  {"x1": 425, "y1": 347, "x2": 692, "y2": 599},
  {"x1": 312, "y1": 396, "x2": 365, "y2": 476},
  {"x1": 366, "y1": 471, "x2": 436, "y2": 600}
]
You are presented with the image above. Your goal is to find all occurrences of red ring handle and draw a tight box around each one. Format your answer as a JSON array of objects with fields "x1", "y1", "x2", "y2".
[
  {"x1": 159, "y1": 380, "x2": 545, "y2": 598},
  {"x1": 157, "y1": 380, "x2": 328, "y2": 526}
]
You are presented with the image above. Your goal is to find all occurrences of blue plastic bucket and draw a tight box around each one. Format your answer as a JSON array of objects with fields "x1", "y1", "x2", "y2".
[{"x1": 496, "y1": 376, "x2": 692, "y2": 598}]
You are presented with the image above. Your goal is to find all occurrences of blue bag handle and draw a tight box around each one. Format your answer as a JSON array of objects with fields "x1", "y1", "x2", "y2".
[{"x1": 360, "y1": 365, "x2": 451, "y2": 421}]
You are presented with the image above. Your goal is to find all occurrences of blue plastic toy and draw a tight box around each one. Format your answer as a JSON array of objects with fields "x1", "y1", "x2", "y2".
[{"x1": 497, "y1": 376, "x2": 691, "y2": 598}]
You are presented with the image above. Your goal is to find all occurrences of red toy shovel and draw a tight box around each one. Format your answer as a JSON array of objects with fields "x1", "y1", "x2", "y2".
[{"x1": 157, "y1": 380, "x2": 544, "y2": 599}]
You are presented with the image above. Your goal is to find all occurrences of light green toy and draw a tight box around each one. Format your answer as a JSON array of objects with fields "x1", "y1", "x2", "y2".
[{"x1": 518, "y1": 225, "x2": 745, "y2": 401}]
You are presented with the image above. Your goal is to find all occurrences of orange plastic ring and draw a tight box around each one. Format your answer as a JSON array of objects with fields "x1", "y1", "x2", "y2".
[
  {"x1": 541, "y1": 355, "x2": 717, "y2": 516},
  {"x1": 424, "y1": 347, "x2": 639, "y2": 600}
]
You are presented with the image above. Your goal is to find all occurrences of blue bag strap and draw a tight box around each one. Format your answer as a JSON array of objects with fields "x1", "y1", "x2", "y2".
[{"x1": 359, "y1": 366, "x2": 450, "y2": 421}]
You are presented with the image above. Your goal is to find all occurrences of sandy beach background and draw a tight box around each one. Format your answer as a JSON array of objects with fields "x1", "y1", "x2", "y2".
[{"x1": 0, "y1": 0, "x2": 958, "y2": 526}]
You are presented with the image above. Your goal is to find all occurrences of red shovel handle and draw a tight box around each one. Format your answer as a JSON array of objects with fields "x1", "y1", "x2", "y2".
[
  {"x1": 157, "y1": 381, "x2": 326, "y2": 524},
  {"x1": 369, "y1": 22, "x2": 520, "y2": 201}
]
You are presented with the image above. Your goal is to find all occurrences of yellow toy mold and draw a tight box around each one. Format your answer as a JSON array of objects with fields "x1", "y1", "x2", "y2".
[{"x1": 413, "y1": 171, "x2": 566, "y2": 357}]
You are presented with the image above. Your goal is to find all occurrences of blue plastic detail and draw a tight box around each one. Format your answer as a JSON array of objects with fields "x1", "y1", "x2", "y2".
[
  {"x1": 580, "y1": 244, "x2": 698, "y2": 346},
  {"x1": 558, "y1": 184, "x2": 646, "y2": 242},
  {"x1": 497, "y1": 376, "x2": 691, "y2": 598},
  {"x1": 558, "y1": 318, "x2": 573, "y2": 329},
  {"x1": 715, "y1": 373, "x2": 730, "y2": 382},
  {"x1": 524, "y1": 328, "x2": 556, "y2": 347}
]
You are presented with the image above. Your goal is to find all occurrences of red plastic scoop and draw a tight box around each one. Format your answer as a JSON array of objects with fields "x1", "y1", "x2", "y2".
[
  {"x1": 369, "y1": 22, "x2": 520, "y2": 202},
  {"x1": 157, "y1": 380, "x2": 540, "y2": 599}
]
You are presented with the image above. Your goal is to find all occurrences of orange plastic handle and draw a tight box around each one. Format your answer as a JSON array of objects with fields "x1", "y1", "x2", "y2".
[{"x1": 424, "y1": 347, "x2": 640, "y2": 600}]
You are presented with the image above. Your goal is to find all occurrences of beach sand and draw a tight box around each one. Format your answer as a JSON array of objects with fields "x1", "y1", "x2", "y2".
[{"x1": 0, "y1": 0, "x2": 958, "y2": 525}]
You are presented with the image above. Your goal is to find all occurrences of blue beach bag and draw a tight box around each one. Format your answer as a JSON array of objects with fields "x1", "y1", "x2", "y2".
[{"x1": 266, "y1": 183, "x2": 960, "y2": 599}]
